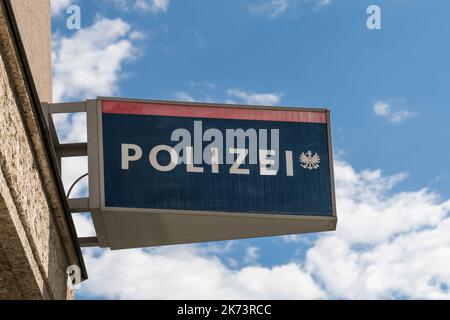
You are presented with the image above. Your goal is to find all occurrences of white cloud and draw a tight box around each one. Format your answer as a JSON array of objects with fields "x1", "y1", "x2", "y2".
[
  {"x1": 249, "y1": 0, "x2": 293, "y2": 18},
  {"x1": 73, "y1": 214, "x2": 96, "y2": 237},
  {"x1": 108, "y1": 0, "x2": 170, "y2": 13},
  {"x1": 172, "y1": 87, "x2": 282, "y2": 106},
  {"x1": 174, "y1": 91, "x2": 195, "y2": 102},
  {"x1": 282, "y1": 234, "x2": 301, "y2": 243},
  {"x1": 73, "y1": 157, "x2": 450, "y2": 299},
  {"x1": 373, "y1": 101, "x2": 390, "y2": 116},
  {"x1": 51, "y1": 13, "x2": 148, "y2": 242},
  {"x1": 52, "y1": 17, "x2": 140, "y2": 102},
  {"x1": 315, "y1": 0, "x2": 331, "y2": 7},
  {"x1": 51, "y1": 0, "x2": 73, "y2": 16},
  {"x1": 79, "y1": 246, "x2": 325, "y2": 299},
  {"x1": 244, "y1": 246, "x2": 260, "y2": 264},
  {"x1": 226, "y1": 89, "x2": 283, "y2": 106},
  {"x1": 249, "y1": 0, "x2": 331, "y2": 18},
  {"x1": 52, "y1": 112, "x2": 86, "y2": 143},
  {"x1": 62, "y1": 156, "x2": 88, "y2": 198},
  {"x1": 134, "y1": 0, "x2": 170, "y2": 12},
  {"x1": 305, "y1": 160, "x2": 450, "y2": 299},
  {"x1": 373, "y1": 101, "x2": 413, "y2": 123},
  {"x1": 51, "y1": 16, "x2": 144, "y2": 240}
]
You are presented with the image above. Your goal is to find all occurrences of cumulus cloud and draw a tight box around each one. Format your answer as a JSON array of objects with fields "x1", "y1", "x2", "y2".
[
  {"x1": 306, "y1": 160, "x2": 450, "y2": 299},
  {"x1": 52, "y1": 16, "x2": 144, "y2": 206},
  {"x1": 79, "y1": 246, "x2": 325, "y2": 299},
  {"x1": 52, "y1": 16, "x2": 140, "y2": 204},
  {"x1": 52, "y1": 17, "x2": 140, "y2": 102},
  {"x1": 73, "y1": 158, "x2": 450, "y2": 299},
  {"x1": 373, "y1": 101, "x2": 414, "y2": 123},
  {"x1": 226, "y1": 89, "x2": 283, "y2": 105},
  {"x1": 51, "y1": 16, "x2": 142, "y2": 238}
]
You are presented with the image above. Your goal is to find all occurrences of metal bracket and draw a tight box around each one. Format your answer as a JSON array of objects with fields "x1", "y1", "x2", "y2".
[
  {"x1": 44, "y1": 101, "x2": 105, "y2": 248},
  {"x1": 68, "y1": 198, "x2": 90, "y2": 213},
  {"x1": 55, "y1": 143, "x2": 87, "y2": 158},
  {"x1": 78, "y1": 237, "x2": 99, "y2": 247}
]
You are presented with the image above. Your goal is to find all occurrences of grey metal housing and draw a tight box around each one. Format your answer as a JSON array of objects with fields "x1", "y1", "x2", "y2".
[{"x1": 46, "y1": 98, "x2": 338, "y2": 250}]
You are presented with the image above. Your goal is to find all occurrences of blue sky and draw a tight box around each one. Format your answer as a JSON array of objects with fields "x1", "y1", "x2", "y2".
[{"x1": 51, "y1": 0, "x2": 450, "y2": 299}]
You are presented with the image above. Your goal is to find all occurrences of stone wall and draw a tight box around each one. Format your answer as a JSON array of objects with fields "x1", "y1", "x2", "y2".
[
  {"x1": 10, "y1": 0, "x2": 52, "y2": 103},
  {"x1": 0, "y1": 0, "x2": 82, "y2": 300}
]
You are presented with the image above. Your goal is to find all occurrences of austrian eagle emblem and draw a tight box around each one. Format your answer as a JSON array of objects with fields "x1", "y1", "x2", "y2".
[{"x1": 299, "y1": 151, "x2": 320, "y2": 170}]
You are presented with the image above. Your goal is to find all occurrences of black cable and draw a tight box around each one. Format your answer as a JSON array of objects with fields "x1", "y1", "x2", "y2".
[{"x1": 67, "y1": 173, "x2": 88, "y2": 199}]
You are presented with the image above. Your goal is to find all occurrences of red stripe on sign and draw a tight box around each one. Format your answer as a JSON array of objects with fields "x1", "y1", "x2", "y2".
[{"x1": 101, "y1": 100, "x2": 327, "y2": 124}]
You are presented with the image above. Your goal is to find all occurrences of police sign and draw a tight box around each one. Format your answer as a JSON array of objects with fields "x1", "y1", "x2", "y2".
[{"x1": 86, "y1": 98, "x2": 337, "y2": 249}]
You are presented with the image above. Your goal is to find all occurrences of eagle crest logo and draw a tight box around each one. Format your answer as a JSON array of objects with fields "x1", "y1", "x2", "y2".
[{"x1": 299, "y1": 151, "x2": 320, "y2": 170}]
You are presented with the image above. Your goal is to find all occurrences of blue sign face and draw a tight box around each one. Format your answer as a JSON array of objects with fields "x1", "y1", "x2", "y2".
[{"x1": 101, "y1": 100, "x2": 334, "y2": 217}]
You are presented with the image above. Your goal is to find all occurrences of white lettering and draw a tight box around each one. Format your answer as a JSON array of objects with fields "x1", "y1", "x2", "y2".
[
  {"x1": 229, "y1": 148, "x2": 250, "y2": 175},
  {"x1": 285, "y1": 150, "x2": 294, "y2": 176},
  {"x1": 186, "y1": 146, "x2": 204, "y2": 173},
  {"x1": 211, "y1": 147, "x2": 220, "y2": 173},
  {"x1": 149, "y1": 145, "x2": 178, "y2": 172},
  {"x1": 259, "y1": 150, "x2": 278, "y2": 176},
  {"x1": 121, "y1": 144, "x2": 142, "y2": 170}
]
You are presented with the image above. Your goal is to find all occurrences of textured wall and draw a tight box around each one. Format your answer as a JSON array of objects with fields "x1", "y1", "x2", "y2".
[
  {"x1": 10, "y1": 0, "x2": 52, "y2": 103},
  {"x1": 0, "y1": 0, "x2": 78, "y2": 300},
  {"x1": 0, "y1": 29, "x2": 68, "y2": 300}
]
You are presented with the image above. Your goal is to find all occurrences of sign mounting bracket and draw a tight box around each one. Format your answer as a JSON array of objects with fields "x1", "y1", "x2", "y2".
[
  {"x1": 44, "y1": 97, "x2": 337, "y2": 251},
  {"x1": 43, "y1": 100, "x2": 108, "y2": 248}
]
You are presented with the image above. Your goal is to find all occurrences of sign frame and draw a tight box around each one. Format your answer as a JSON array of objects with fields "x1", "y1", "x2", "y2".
[{"x1": 86, "y1": 97, "x2": 337, "y2": 249}]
